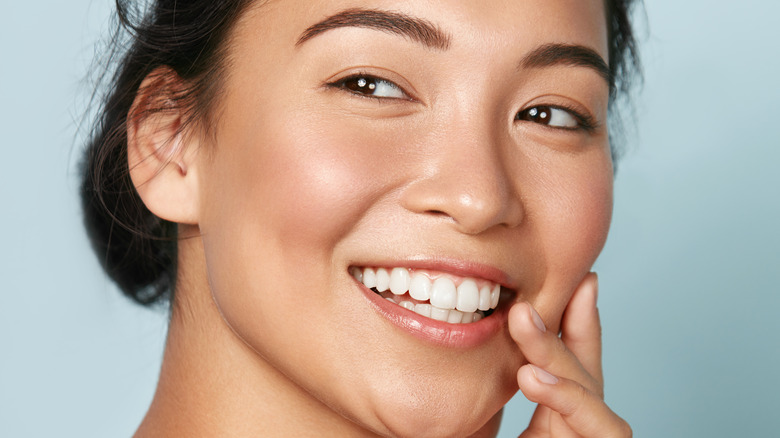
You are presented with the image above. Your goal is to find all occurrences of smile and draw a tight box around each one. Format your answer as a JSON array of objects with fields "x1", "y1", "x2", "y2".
[{"x1": 350, "y1": 266, "x2": 501, "y2": 324}]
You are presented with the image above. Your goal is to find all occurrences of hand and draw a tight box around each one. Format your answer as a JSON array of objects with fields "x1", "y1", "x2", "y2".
[{"x1": 508, "y1": 273, "x2": 631, "y2": 438}]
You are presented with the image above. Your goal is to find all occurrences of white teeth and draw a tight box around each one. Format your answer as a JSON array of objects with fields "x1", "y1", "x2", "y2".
[
  {"x1": 490, "y1": 284, "x2": 500, "y2": 309},
  {"x1": 375, "y1": 268, "x2": 390, "y2": 292},
  {"x1": 478, "y1": 285, "x2": 492, "y2": 312},
  {"x1": 356, "y1": 266, "x2": 505, "y2": 324},
  {"x1": 414, "y1": 303, "x2": 432, "y2": 318},
  {"x1": 362, "y1": 268, "x2": 377, "y2": 288},
  {"x1": 430, "y1": 306, "x2": 450, "y2": 322},
  {"x1": 430, "y1": 277, "x2": 457, "y2": 310},
  {"x1": 382, "y1": 289, "x2": 486, "y2": 324},
  {"x1": 456, "y1": 279, "x2": 479, "y2": 313},
  {"x1": 408, "y1": 273, "x2": 432, "y2": 301},
  {"x1": 448, "y1": 309, "x2": 464, "y2": 323},
  {"x1": 389, "y1": 267, "x2": 411, "y2": 295}
]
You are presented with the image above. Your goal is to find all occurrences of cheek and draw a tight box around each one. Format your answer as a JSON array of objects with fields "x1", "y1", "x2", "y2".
[
  {"x1": 523, "y1": 147, "x2": 614, "y2": 325},
  {"x1": 235, "y1": 113, "x2": 412, "y2": 249},
  {"x1": 193, "y1": 107, "x2": 399, "y2": 391},
  {"x1": 202, "y1": 111, "x2": 386, "y2": 253},
  {"x1": 547, "y1": 159, "x2": 614, "y2": 265},
  {"x1": 195, "y1": 104, "x2": 413, "y2": 338}
]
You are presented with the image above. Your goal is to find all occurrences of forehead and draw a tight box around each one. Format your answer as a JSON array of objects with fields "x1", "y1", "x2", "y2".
[{"x1": 237, "y1": 0, "x2": 609, "y2": 59}]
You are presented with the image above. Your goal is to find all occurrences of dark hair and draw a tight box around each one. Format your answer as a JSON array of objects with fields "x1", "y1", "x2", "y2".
[{"x1": 81, "y1": 0, "x2": 642, "y2": 307}]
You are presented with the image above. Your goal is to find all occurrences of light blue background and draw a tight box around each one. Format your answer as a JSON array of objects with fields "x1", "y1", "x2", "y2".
[{"x1": 1, "y1": 1, "x2": 778, "y2": 437}]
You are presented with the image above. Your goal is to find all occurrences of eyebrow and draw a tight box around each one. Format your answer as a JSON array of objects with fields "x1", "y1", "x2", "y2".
[
  {"x1": 521, "y1": 43, "x2": 611, "y2": 84},
  {"x1": 296, "y1": 8, "x2": 451, "y2": 50}
]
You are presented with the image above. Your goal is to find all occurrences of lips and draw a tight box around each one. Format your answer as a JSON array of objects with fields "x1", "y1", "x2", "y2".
[{"x1": 350, "y1": 266, "x2": 502, "y2": 324}]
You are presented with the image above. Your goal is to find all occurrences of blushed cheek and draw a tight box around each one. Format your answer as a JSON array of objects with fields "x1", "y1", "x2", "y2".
[
  {"x1": 531, "y1": 153, "x2": 614, "y2": 324},
  {"x1": 232, "y1": 114, "x2": 405, "y2": 253},
  {"x1": 567, "y1": 162, "x2": 614, "y2": 261}
]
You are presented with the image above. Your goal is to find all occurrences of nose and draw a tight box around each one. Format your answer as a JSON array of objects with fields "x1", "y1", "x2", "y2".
[{"x1": 399, "y1": 116, "x2": 524, "y2": 235}]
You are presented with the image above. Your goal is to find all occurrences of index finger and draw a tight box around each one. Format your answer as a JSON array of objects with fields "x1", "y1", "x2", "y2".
[{"x1": 560, "y1": 272, "x2": 603, "y2": 387}]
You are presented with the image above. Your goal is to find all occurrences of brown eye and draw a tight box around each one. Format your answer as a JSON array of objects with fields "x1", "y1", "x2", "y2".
[
  {"x1": 336, "y1": 75, "x2": 407, "y2": 99},
  {"x1": 516, "y1": 106, "x2": 579, "y2": 129},
  {"x1": 343, "y1": 76, "x2": 377, "y2": 93}
]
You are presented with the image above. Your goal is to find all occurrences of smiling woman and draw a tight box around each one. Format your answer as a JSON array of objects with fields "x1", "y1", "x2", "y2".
[{"x1": 81, "y1": 0, "x2": 640, "y2": 436}]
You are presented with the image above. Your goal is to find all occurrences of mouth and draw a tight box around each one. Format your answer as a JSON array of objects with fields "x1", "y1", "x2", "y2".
[{"x1": 350, "y1": 266, "x2": 502, "y2": 324}]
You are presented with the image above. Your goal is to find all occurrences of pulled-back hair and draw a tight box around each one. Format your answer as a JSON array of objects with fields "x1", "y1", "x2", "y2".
[{"x1": 81, "y1": 0, "x2": 642, "y2": 307}]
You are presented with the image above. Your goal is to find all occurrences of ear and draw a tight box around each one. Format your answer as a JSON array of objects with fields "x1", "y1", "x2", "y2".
[{"x1": 127, "y1": 68, "x2": 201, "y2": 225}]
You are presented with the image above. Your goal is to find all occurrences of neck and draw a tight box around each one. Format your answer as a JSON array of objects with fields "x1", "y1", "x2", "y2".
[{"x1": 134, "y1": 232, "x2": 375, "y2": 437}]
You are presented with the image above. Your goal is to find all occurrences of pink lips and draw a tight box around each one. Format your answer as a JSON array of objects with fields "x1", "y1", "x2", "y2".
[{"x1": 354, "y1": 259, "x2": 514, "y2": 349}]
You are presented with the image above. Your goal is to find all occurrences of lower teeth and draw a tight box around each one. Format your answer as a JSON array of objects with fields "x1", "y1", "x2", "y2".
[{"x1": 372, "y1": 288, "x2": 489, "y2": 324}]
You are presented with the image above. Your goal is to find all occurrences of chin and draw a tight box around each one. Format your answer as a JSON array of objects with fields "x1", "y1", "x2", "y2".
[
  {"x1": 355, "y1": 374, "x2": 510, "y2": 438},
  {"x1": 375, "y1": 408, "x2": 503, "y2": 438}
]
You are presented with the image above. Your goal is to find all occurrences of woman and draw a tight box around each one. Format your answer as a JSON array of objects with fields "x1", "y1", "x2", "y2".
[{"x1": 82, "y1": 0, "x2": 640, "y2": 436}]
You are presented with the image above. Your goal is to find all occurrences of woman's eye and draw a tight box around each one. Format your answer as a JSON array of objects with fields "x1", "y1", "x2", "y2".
[
  {"x1": 335, "y1": 75, "x2": 408, "y2": 99},
  {"x1": 516, "y1": 106, "x2": 580, "y2": 129}
]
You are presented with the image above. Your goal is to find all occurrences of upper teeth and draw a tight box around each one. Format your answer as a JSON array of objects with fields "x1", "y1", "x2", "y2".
[{"x1": 351, "y1": 266, "x2": 501, "y2": 323}]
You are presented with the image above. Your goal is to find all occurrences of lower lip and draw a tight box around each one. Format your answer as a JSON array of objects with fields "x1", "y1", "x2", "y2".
[{"x1": 357, "y1": 281, "x2": 509, "y2": 349}]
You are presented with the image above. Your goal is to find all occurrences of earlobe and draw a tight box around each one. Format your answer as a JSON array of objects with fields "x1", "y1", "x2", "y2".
[{"x1": 127, "y1": 68, "x2": 201, "y2": 225}]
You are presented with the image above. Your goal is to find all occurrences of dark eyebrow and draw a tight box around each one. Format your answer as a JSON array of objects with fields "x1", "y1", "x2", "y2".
[
  {"x1": 521, "y1": 43, "x2": 611, "y2": 84},
  {"x1": 296, "y1": 8, "x2": 451, "y2": 50}
]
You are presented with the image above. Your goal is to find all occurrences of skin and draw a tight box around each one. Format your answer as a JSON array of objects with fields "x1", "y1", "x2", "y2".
[{"x1": 127, "y1": 0, "x2": 631, "y2": 436}]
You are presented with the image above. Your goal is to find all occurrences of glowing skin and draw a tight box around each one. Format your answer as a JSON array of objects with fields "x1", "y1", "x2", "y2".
[{"x1": 132, "y1": 0, "x2": 618, "y2": 437}]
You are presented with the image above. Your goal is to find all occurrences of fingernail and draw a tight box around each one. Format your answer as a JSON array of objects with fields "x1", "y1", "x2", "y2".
[
  {"x1": 530, "y1": 365, "x2": 558, "y2": 385},
  {"x1": 529, "y1": 306, "x2": 546, "y2": 333}
]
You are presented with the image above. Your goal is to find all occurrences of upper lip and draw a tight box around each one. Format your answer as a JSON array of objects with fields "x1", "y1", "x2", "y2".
[{"x1": 350, "y1": 255, "x2": 517, "y2": 290}]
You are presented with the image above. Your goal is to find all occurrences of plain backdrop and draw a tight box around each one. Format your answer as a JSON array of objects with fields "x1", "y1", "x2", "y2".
[{"x1": 1, "y1": 1, "x2": 778, "y2": 437}]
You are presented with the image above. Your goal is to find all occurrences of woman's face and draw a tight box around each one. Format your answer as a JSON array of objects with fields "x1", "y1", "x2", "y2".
[{"x1": 194, "y1": 0, "x2": 612, "y2": 435}]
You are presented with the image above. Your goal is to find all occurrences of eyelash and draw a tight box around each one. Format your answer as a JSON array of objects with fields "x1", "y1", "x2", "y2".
[{"x1": 329, "y1": 74, "x2": 597, "y2": 132}]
